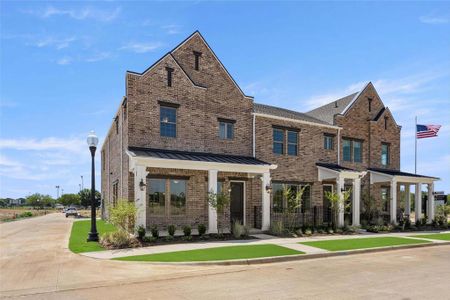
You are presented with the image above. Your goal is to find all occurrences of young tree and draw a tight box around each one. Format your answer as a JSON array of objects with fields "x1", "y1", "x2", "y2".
[
  {"x1": 283, "y1": 185, "x2": 309, "y2": 233},
  {"x1": 109, "y1": 200, "x2": 136, "y2": 233},
  {"x1": 207, "y1": 189, "x2": 231, "y2": 235},
  {"x1": 58, "y1": 194, "x2": 81, "y2": 207},
  {"x1": 78, "y1": 188, "x2": 101, "y2": 208},
  {"x1": 324, "y1": 189, "x2": 352, "y2": 229}
]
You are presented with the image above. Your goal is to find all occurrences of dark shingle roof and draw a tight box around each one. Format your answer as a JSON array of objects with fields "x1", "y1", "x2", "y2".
[
  {"x1": 369, "y1": 168, "x2": 439, "y2": 179},
  {"x1": 316, "y1": 162, "x2": 358, "y2": 172},
  {"x1": 305, "y1": 93, "x2": 358, "y2": 125},
  {"x1": 128, "y1": 147, "x2": 271, "y2": 165},
  {"x1": 253, "y1": 103, "x2": 331, "y2": 126}
]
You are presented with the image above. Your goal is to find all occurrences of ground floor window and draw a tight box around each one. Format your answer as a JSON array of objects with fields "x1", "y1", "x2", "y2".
[
  {"x1": 380, "y1": 187, "x2": 390, "y2": 213},
  {"x1": 112, "y1": 181, "x2": 118, "y2": 207},
  {"x1": 147, "y1": 177, "x2": 187, "y2": 216}
]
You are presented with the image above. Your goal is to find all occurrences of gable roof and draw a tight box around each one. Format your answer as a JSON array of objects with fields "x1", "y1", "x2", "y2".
[
  {"x1": 253, "y1": 103, "x2": 333, "y2": 127},
  {"x1": 126, "y1": 30, "x2": 252, "y2": 98},
  {"x1": 305, "y1": 92, "x2": 358, "y2": 124}
]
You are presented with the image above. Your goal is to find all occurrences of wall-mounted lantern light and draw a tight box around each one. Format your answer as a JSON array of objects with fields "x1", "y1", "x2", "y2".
[
  {"x1": 139, "y1": 179, "x2": 146, "y2": 191},
  {"x1": 265, "y1": 184, "x2": 273, "y2": 193}
]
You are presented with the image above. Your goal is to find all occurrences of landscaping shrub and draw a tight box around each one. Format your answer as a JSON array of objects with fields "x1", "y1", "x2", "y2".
[
  {"x1": 304, "y1": 228, "x2": 312, "y2": 236},
  {"x1": 100, "y1": 230, "x2": 138, "y2": 249},
  {"x1": 136, "y1": 225, "x2": 146, "y2": 240},
  {"x1": 183, "y1": 225, "x2": 191, "y2": 237},
  {"x1": 109, "y1": 200, "x2": 137, "y2": 233},
  {"x1": 420, "y1": 217, "x2": 427, "y2": 226},
  {"x1": 168, "y1": 224, "x2": 176, "y2": 237},
  {"x1": 232, "y1": 220, "x2": 245, "y2": 239},
  {"x1": 198, "y1": 224, "x2": 207, "y2": 236},
  {"x1": 142, "y1": 236, "x2": 156, "y2": 243},
  {"x1": 150, "y1": 225, "x2": 159, "y2": 238},
  {"x1": 270, "y1": 220, "x2": 284, "y2": 236}
]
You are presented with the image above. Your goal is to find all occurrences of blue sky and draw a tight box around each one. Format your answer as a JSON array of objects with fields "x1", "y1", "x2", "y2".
[{"x1": 1, "y1": 1, "x2": 449, "y2": 198}]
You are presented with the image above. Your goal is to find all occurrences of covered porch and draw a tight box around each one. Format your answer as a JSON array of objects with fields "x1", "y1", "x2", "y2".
[
  {"x1": 127, "y1": 147, "x2": 277, "y2": 233},
  {"x1": 317, "y1": 163, "x2": 367, "y2": 227},
  {"x1": 369, "y1": 168, "x2": 439, "y2": 224}
]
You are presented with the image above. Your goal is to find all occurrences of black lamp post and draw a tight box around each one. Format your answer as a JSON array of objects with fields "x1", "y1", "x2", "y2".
[{"x1": 87, "y1": 130, "x2": 99, "y2": 242}]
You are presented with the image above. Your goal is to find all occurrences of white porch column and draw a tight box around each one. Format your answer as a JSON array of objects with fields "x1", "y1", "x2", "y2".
[
  {"x1": 352, "y1": 178, "x2": 361, "y2": 226},
  {"x1": 415, "y1": 183, "x2": 422, "y2": 223},
  {"x1": 405, "y1": 184, "x2": 411, "y2": 217},
  {"x1": 261, "y1": 172, "x2": 271, "y2": 231},
  {"x1": 134, "y1": 165, "x2": 149, "y2": 229},
  {"x1": 427, "y1": 182, "x2": 435, "y2": 224},
  {"x1": 337, "y1": 176, "x2": 345, "y2": 227},
  {"x1": 390, "y1": 179, "x2": 397, "y2": 224},
  {"x1": 207, "y1": 169, "x2": 218, "y2": 234}
]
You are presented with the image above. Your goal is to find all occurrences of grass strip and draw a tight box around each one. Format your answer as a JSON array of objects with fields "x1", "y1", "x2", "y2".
[
  {"x1": 69, "y1": 219, "x2": 116, "y2": 253},
  {"x1": 410, "y1": 233, "x2": 450, "y2": 241},
  {"x1": 300, "y1": 236, "x2": 430, "y2": 251},
  {"x1": 114, "y1": 244, "x2": 303, "y2": 262}
]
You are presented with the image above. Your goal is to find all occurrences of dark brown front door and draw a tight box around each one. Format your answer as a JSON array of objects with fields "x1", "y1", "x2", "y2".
[{"x1": 230, "y1": 182, "x2": 244, "y2": 224}]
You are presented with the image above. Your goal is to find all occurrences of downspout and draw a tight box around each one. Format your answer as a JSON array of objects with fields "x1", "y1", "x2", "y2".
[
  {"x1": 252, "y1": 113, "x2": 256, "y2": 158},
  {"x1": 337, "y1": 128, "x2": 341, "y2": 165}
]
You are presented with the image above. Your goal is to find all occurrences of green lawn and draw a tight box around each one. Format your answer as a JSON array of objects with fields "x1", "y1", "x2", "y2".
[
  {"x1": 69, "y1": 219, "x2": 117, "y2": 253},
  {"x1": 114, "y1": 244, "x2": 303, "y2": 262},
  {"x1": 410, "y1": 233, "x2": 450, "y2": 241},
  {"x1": 300, "y1": 237, "x2": 430, "y2": 252}
]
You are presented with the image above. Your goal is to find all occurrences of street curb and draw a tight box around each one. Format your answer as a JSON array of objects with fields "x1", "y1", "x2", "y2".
[{"x1": 115, "y1": 240, "x2": 450, "y2": 266}]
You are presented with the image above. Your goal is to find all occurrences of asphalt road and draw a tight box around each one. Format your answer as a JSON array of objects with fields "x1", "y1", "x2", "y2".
[{"x1": 1, "y1": 213, "x2": 449, "y2": 300}]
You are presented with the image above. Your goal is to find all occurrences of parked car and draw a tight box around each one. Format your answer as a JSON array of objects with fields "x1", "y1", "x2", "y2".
[{"x1": 65, "y1": 208, "x2": 79, "y2": 218}]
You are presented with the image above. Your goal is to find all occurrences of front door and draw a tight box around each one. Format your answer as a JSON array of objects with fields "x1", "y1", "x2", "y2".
[{"x1": 230, "y1": 182, "x2": 244, "y2": 225}]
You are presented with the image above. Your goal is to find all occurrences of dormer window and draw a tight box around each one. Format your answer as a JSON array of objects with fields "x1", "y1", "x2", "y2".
[
  {"x1": 193, "y1": 51, "x2": 202, "y2": 71},
  {"x1": 166, "y1": 67, "x2": 174, "y2": 87},
  {"x1": 368, "y1": 98, "x2": 372, "y2": 112}
]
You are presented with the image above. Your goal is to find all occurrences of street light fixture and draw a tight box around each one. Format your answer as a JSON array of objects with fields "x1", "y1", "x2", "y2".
[{"x1": 86, "y1": 130, "x2": 99, "y2": 242}]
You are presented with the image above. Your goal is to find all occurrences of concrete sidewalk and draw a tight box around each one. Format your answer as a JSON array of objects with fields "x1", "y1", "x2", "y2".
[{"x1": 80, "y1": 230, "x2": 450, "y2": 259}]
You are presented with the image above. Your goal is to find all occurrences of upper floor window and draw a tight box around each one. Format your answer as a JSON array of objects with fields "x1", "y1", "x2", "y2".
[
  {"x1": 166, "y1": 67, "x2": 174, "y2": 87},
  {"x1": 324, "y1": 134, "x2": 334, "y2": 150},
  {"x1": 273, "y1": 128, "x2": 284, "y2": 155},
  {"x1": 218, "y1": 118, "x2": 235, "y2": 140},
  {"x1": 381, "y1": 143, "x2": 390, "y2": 166},
  {"x1": 160, "y1": 106, "x2": 177, "y2": 137},
  {"x1": 193, "y1": 51, "x2": 202, "y2": 71},
  {"x1": 343, "y1": 138, "x2": 363, "y2": 163},
  {"x1": 287, "y1": 131, "x2": 298, "y2": 156}
]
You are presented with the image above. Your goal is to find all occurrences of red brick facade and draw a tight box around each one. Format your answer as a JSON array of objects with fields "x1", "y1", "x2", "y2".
[{"x1": 101, "y1": 32, "x2": 402, "y2": 229}]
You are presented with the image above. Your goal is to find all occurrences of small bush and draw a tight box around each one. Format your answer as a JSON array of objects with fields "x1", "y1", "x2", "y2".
[
  {"x1": 136, "y1": 225, "x2": 146, "y2": 240},
  {"x1": 165, "y1": 235, "x2": 174, "y2": 241},
  {"x1": 304, "y1": 228, "x2": 312, "y2": 236},
  {"x1": 183, "y1": 225, "x2": 191, "y2": 237},
  {"x1": 168, "y1": 224, "x2": 176, "y2": 237},
  {"x1": 420, "y1": 217, "x2": 427, "y2": 226},
  {"x1": 327, "y1": 227, "x2": 334, "y2": 234},
  {"x1": 142, "y1": 236, "x2": 156, "y2": 243},
  {"x1": 198, "y1": 224, "x2": 207, "y2": 236},
  {"x1": 232, "y1": 220, "x2": 245, "y2": 239},
  {"x1": 100, "y1": 230, "x2": 138, "y2": 249},
  {"x1": 109, "y1": 200, "x2": 137, "y2": 234},
  {"x1": 183, "y1": 235, "x2": 193, "y2": 241},
  {"x1": 19, "y1": 211, "x2": 33, "y2": 218},
  {"x1": 150, "y1": 225, "x2": 159, "y2": 238},
  {"x1": 270, "y1": 221, "x2": 284, "y2": 236}
]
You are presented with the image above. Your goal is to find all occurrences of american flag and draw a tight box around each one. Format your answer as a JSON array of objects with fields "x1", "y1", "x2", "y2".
[{"x1": 416, "y1": 124, "x2": 441, "y2": 139}]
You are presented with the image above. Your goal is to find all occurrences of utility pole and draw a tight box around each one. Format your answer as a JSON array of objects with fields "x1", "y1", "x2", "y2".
[
  {"x1": 55, "y1": 185, "x2": 60, "y2": 199},
  {"x1": 81, "y1": 175, "x2": 84, "y2": 190},
  {"x1": 61, "y1": 188, "x2": 64, "y2": 196}
]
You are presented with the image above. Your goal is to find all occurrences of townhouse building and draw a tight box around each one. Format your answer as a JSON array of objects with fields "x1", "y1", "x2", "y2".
[{"x1": 101, "y1": 31, "x2": 438, "y2": 232}]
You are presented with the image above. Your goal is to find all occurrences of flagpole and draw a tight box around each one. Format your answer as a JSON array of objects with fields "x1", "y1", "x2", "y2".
[{"x1": 414, "y1": 116, "x2": 417, "y2": 174}]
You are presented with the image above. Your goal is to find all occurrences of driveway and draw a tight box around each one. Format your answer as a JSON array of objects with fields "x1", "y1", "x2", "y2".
[{"x1": 1, "y1": 213, "x2": 449, "y2": 299}]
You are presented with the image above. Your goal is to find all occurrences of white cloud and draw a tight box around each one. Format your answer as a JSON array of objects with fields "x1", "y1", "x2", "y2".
[
  {"x1": 25, "y1": 6, "x2": 121, "y2": 22},
  {"x1": 0, "y1": 137, "x2": 86, "y2": 154},
  {"x1": 162, "y1": 25, "x2": 181, "y2": 35},
  {"x1": 419, "y1": 15, "x2": 449, "y2": 25},
  {"x1": 56, "y1": 56, "x2": 72, "y2": 65},
  {"x1": 0, "y1": 99, "x2": 18, "y2": 108},
  {"x1": 30, "y1": 36, "x2": 76, "y2": 50},
  {"x1": 85, "y1": 52, "x2": 112, "y2": 62},
  {"x1": 120, "y1": 42, "x2": 163, "y2": 53}
]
